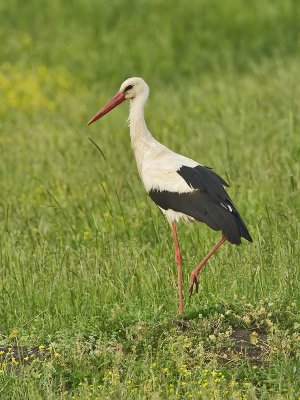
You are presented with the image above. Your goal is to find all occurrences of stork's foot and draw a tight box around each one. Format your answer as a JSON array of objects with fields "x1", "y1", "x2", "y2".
[
  {"x1": 172, "y1": 316, "x2": 190, "y2": 331},
  {"x1": 189, "y1": 272, "x2": 200, "y2": 297}
]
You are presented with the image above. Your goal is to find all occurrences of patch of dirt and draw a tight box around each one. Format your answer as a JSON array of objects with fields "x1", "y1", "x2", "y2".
[
  {"x1": 0, "y1": 345, "x2": 48, "y2": 368},
  {"x1": 229, "y1": 328, "x2": 268, "y2": 365}
]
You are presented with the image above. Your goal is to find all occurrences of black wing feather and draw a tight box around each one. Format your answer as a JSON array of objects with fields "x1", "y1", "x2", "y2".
[
  {"x1": 149, "y1": 165, "x2": 252, "y2": 245},
  {"x1": 178, "y1": 165, "x2": 252, "y2": 244}
]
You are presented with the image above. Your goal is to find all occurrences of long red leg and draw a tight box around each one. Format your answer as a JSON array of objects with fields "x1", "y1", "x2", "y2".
[
  {"x1": 189, "y1": 235, "x2": 227, "y2": 297},
  {"x1": 171, "y1": 222, "x2": 184, "y2": 315}
]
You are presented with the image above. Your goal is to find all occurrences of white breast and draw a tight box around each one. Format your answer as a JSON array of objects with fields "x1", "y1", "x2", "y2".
[{"x1": 140, "y1": 140, "x2": 199, "y2": 193}]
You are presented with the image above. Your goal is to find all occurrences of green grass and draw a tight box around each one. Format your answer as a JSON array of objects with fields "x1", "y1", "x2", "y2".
[{"x1": 0, "y1": 0, "x2": 299, "y2": 398}]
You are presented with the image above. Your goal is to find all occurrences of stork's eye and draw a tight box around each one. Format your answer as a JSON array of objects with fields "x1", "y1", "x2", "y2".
[{"x1": 125, "y1": 84, "x2": 133, "y2": 92}]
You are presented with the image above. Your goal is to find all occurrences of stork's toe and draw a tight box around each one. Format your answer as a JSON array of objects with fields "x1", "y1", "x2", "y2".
[{"x1": 189, "y1": 273, "x2": 199, "y2": 297}]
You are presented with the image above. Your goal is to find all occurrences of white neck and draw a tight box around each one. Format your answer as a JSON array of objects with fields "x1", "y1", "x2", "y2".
[{"x1": 128, "y1": 95, "x2": 154, "y2": 175}]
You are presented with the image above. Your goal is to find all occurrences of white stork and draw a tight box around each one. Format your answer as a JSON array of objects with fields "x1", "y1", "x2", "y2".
[{"x1": 88, "y1": 77, "x2": 252, "y2": 315}]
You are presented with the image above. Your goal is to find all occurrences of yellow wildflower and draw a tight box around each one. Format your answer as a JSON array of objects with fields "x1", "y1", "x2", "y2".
[{"x1": 11, "y1": 357, "x2": 19, "y2": 366}]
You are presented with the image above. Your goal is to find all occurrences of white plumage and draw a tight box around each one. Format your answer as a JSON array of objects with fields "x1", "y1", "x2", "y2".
[{"x1": 126, "y1": 78, "x2": 199, "y2": 204}]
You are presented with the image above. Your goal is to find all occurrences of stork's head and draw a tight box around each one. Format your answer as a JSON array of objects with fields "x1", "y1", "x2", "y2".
[
  {"x1": 87, "y1": 77, "x2": 149, "y2": 125},
  {"x1": 120, "y1": 77, "x2": 149, "y2": 101}
]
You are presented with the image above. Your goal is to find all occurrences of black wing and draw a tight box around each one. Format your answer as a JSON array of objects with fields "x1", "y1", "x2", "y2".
[{"x1": 149, "y1": 165, "x2": 252, "y2": 245}]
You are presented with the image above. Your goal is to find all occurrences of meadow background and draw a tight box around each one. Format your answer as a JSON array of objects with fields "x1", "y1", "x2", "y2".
[{"x1": 0, "y1": 0, "x2": 299, "y2": 398}]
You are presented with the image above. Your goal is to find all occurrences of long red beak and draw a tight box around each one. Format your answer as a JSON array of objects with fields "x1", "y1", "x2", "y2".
[{"x1": 87, "y1": 91, "x2": 126, "y2": 125}]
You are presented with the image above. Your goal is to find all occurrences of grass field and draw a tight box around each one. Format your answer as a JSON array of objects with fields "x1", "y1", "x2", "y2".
[{"x1": 0, "y1": 0, "x2": 299, "y2": 398}]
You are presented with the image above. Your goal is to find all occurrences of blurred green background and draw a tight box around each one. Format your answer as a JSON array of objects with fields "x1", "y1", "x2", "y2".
[{"x1": 1, "y1": 0, "x2": 300, "y2": 83}]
